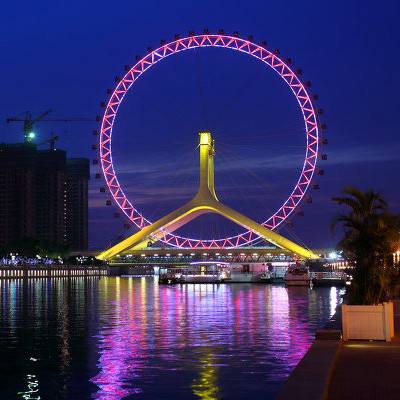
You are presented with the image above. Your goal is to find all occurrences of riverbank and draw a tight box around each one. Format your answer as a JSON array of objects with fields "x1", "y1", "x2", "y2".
[
  {"x1": 0, "y1": 265, "x2": 108, "y2": 279},
  {"x1": 278, "y1": 300, "x2": 400, "y2": 399}
]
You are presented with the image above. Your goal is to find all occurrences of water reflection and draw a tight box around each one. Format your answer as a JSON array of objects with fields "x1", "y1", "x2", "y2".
[
  {"x1": 90, "y1": 279, "x2": 340, "y2": 399},
  {"x1": 17, "y1": 357, "x2": 41, "y2": 400},
  {"x1": 192, "y1": 350, "x2": 220, "y2": 400},
  {"x1": 18, "y1": 373, "x2": 40, "y2": 400},
  {"x1": 0, "y1": 277, "x2": 341, "y2": 399}
]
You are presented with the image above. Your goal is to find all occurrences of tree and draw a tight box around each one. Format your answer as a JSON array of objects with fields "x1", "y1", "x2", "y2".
[
  {"x1": 332, "y1": 187, "x2": 400, "y2": 305},
  {"x1": 0, "y1": 238, "x2": 69, "y2": 258}
]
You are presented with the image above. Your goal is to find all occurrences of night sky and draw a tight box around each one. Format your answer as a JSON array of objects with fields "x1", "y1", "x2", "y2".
[{"x1": 1, "y1": 0, "x2": 399, "y2": 250}]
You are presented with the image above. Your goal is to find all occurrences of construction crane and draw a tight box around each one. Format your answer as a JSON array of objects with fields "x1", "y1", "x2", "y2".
[
  {"x1": 6, "y1": 109, "x2": 94, "y2": 143},
  {"x1": 37, "y1": 133, "x2": 59, "y2": 150}
]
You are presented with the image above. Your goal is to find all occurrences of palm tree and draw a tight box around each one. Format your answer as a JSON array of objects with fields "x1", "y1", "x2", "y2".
[{"x1": 332, "y1": 187, "x2": 400, "y2": 305}]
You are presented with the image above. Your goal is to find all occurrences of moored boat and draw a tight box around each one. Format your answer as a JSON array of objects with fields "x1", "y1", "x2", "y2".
[
  {"x1": 284, "y1": 263, "x2": 311, "y2": 286},
  {"x1": 311, "y1": 271, "x2": 348, "y2": 287},
  {"x1": 224, "y1": 263, "x2": 271, "y2": 283},
  {"x1": 159, "y1": 262, "x2": 230, "y2": 284},
  {"x1": 259, "y1": 271, "x2": 272, "y2": 283}
]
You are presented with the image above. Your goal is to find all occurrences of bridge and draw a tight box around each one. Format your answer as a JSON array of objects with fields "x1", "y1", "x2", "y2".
[
  {"x1": 98, "y1": 132, "x2": 318, "y2": 261},
  {"x1": 107, "y1": 247, "x2": 334, "y2": 266}
]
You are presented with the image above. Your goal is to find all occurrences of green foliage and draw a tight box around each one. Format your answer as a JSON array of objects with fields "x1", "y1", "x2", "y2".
[
  {"x1": 0, "y1": 237, "x2": 69, "y2": 258},
  {"x1": 332, "y1": 187, "x2": 400, "y2": 305}
]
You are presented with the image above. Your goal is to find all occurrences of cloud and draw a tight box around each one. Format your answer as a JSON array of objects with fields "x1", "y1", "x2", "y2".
[
  {"x1": 89, "y1": 181, "x2": 284, "y2": 209},
  {"x1": 323, "y1": 143, "x2": 400, "y2": 165},
  {"x1": 89, "y1": 142, "x2": 400, "y2": 208},
  {"x1": 106, "y1": 141, "x2": 400, "y2": 180}
]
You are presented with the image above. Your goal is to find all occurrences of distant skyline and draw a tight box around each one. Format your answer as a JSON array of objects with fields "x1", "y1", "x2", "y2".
[{"x1": 1, "y1": 0, "x2": 399, "y2": 249}]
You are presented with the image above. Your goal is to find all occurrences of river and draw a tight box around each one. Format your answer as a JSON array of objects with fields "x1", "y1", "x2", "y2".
[{"x1": 0, "y1": 277, "x2": 342, "y2": 399}]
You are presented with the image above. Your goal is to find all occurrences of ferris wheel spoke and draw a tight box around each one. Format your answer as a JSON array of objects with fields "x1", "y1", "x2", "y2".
[{"x1": 218, "y1": 148, "x2": 279, "y2": 214}]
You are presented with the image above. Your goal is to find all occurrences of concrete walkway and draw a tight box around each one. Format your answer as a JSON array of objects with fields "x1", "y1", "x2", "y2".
[
  {"x1": 277, "y1": 339, "x2": 340, "y2": 400},
  {"x1": 327, "y1": 302, "x2": 400, "y2": 400}
]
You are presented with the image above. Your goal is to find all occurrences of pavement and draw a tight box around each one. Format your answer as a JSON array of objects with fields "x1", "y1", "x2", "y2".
[
  {"x1": 278, "y1": 300, "x2": 400, "y2": 400},
  {"x1": 327, "y1": 300, "x2": 400, "y2": 400},
  {"x1": 277, "y1": 339, "x2": 340, "y2": 400}
]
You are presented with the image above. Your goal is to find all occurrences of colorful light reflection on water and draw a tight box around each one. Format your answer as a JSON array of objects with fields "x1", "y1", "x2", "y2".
[{"x1": 0, "y1": 277, "x2": 342, "y2": 399}]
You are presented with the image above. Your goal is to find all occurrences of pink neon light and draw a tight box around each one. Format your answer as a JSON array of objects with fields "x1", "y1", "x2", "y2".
[{"x1": 99, "y1": 34, "x2": 320, "y2": 249}]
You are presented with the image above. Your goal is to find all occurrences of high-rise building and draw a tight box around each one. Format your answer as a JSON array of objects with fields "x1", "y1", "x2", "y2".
[
  {"x1": 0, "y1": 143, "x2": 89, "y2": 251},
  {"x1": 66, "y1": 158, "x2": 89, "y2": 251},
  {"x1": 0, "y1": 144, "x2": 37, "y2": 245},
  {"x1": 35, "y1": 148, "x2": 67, "y2": 246}
]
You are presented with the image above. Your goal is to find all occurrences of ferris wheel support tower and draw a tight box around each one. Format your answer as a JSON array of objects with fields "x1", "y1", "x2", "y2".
[{"x1": 97, "y1": 132, "x2": 317, "y2": 260}]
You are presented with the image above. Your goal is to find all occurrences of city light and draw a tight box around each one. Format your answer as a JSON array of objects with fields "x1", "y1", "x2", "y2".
[{"x1": 0, "y1": 5, "x2": 397, "y2": 399}]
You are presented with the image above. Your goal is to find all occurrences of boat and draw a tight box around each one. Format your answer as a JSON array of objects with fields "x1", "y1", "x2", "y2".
[
  {"x1": 158, "y1": 267, "x2": 184, "y2": 284},
  {"x1": 224, "y1": 263, "x2": 271, "y2": 283},
  {"x1": 269, "y1": 261, "x2": 291, "y2": 283},
  {"x1": 259, "y1": 271, "x2": 272, "y2": 283},
  {"x1": 159, "y1": 262, "x2": 230, "y2": 284},
  {"x1": 270, "y1": 275, "x2": 285, "y2": 284},
  {"x1": 311, "y1": 271, "x2": 348, "y2": 287},
  {"x1": 284, "y1": 263, "x2": 311, "y2": 286}
]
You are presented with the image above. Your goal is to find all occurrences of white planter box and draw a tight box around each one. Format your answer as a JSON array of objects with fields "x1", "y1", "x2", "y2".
[{"x1": 342, "y1": 302, "x2": 394, "y2": 341}]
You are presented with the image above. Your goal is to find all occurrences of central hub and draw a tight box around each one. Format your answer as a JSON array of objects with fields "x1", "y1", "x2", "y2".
[
  {"x1": 197, "y1": 131, "x2": 216, "y2": 200},
  {"x1": 199, "y1": 131, "x2": 212, "y2": 145}
]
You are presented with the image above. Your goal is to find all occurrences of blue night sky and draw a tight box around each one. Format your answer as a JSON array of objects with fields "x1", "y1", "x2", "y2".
[{"x1": 1, "y1": 0, "x2": 399, "y2": 250}]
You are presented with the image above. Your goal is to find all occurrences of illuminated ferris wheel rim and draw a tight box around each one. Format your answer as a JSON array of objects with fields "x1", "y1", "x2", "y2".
[{"x1": 99, "y1": 34, "x2": 320, "y2": 249}]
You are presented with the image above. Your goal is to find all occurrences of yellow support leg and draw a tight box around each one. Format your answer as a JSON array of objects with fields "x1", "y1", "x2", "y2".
[{"x1": 97, "y1": 131, "x2": 318, "y2": 260}]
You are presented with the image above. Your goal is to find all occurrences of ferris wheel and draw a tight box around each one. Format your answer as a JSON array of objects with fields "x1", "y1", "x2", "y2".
[{"x1": 97, "y1": 32, "x2": 324, "y2": 250}]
